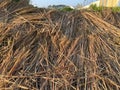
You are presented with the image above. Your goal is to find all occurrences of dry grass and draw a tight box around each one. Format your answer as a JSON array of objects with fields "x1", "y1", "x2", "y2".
[{"x1": 0, "y1": 1, "x2": 120, "y2": 90}]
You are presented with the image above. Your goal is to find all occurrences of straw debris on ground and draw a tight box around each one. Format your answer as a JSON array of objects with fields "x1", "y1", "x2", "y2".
[{"x1": 0, "y1": 0, "x2": 120, "y2": 90}]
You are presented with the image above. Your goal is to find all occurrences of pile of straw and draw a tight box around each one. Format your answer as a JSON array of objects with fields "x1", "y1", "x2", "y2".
[
  {"x1": 98, "y1": 9, "x2": 120, "y2": 28},
  {"x1": 0, "y1": 0, "x2": 120, "y2": 90}
]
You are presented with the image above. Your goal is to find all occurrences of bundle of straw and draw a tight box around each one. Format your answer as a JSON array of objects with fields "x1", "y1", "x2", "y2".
[{"x1": 0, "y1": 1, "x2": 120, "y2": 90}]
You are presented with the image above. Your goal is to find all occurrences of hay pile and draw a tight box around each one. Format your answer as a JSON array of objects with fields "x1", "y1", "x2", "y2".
[
  {"x1": 99, "y1": 10, "x2": 120, "y2": 28},
  {"x1": 0, "y1": 1, "x2": 120, "y2": 90}
]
